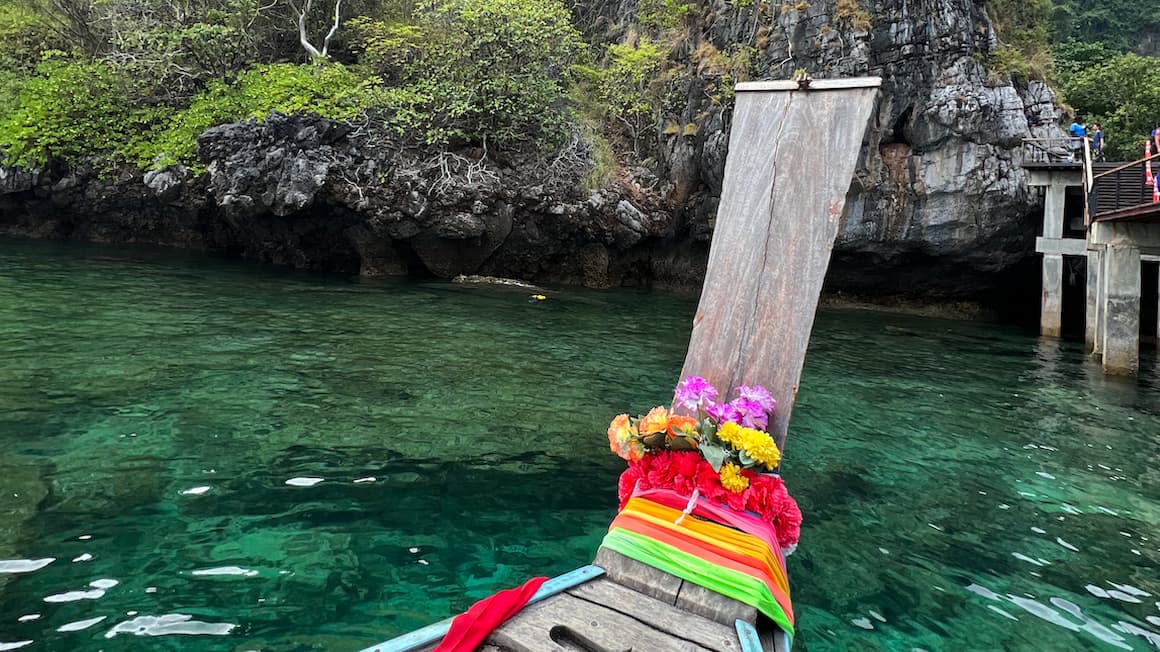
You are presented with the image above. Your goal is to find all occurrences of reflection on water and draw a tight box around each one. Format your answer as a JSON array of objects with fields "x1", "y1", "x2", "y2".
[{"x1": 0, "y1": 239, "x2": 1157, "y2": 651}]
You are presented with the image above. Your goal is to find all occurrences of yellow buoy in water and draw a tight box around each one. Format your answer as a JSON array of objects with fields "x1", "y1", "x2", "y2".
[{"x1": 530, "y1": 294, "x2": 546, "y2": 301}]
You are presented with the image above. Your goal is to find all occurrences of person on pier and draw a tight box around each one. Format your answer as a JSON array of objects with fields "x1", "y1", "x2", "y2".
[
  {"x1": 1091, "y1": 123, "x2": 1104, "y2": 161},
  {"x1": 1068, "y1": 119, "x2": 1086, "y2": 161}
]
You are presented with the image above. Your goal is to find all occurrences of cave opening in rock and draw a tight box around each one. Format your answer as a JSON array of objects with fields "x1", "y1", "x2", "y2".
[{"x1": 882, "y1": 107, "x2": 913, "y2": 147}]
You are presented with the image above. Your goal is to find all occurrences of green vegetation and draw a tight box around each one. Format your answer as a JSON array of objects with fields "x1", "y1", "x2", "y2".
[
  {"x1": 142, "y1": 65, "x2": 381, "y2": 167},
  {"x1": 0, "y1": 0, "x2": 585, "y2": 169},
  {"x1": 580, "y1": 38, "x2": 666, "y2": 152},
  {"x1": 1057, "y1": 52, "x2": 1160, "y2": 159},
  {"x1": 638, "y1": 0, "x2": 693, "y2": 31},
  {"x1": 0, "y1": 59, "x2": 154, "y2": 167},
  {"x1": 984, "y1": 0, "x2": 1054, "y2": 82},
  {"x1": 1, "y1": 0, "x2": 1157, "y2": 178},
  {"x1": 980, "y1": 0, "x2": 1160, "y2": 162},
  {"x1": 1050, "y1": 0, "x2": 1160, "y2": 52},
  {"x1": 394, "y1": 0, "x2": 584, "y2": 145}
]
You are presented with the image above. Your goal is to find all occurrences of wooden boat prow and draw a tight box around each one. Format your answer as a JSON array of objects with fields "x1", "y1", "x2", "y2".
[
  {"x1": 364, "y1": 77, "x2": 881, "y2": 652},
  {"x1": 365, "y1": 556, "x2": 787, "y2": 652}
]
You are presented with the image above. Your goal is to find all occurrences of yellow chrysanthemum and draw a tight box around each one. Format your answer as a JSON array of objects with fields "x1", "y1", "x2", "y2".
[
  {"x1": 716, "y1": 422, "x2": 781, "y2": 470},
  {"x1": 719, "y1": 463, "x2": 749, "y2": 493},
  {"x1": 716, "y1": 421, "x2": 744, "y2": 447},
  {"x1": 738, "y1": 428, "x2": 781, "y2": 470}
]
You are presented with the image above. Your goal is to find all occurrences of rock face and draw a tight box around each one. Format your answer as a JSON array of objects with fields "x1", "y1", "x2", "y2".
[
  {"x1": 652, "y1": 0, "x2": 1059, "y2": 302},
  {"x1": 0, "y1": 0, "x2": 1061, "y2": 314},
  {"x1": 0, "y1": 114, "x2": 670, "y2": 288}
]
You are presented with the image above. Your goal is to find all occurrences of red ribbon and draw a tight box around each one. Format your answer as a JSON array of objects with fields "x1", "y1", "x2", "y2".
[{"x1": 432, "y1": 576, "x2": 548, "y2": 652}]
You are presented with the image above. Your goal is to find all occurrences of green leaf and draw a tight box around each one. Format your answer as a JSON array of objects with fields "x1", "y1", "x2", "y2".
[{"x1": 701, "y1": 444, "x2": 726, "y2": 472}]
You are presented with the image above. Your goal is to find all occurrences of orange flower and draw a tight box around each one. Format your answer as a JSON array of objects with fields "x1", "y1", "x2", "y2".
[
  {"x1": 624, "y1": 440, "x2": 646, "y2": 462},
  {"x1": 638, "y1": 406, "x2": 670, "y2": 436},
  {"x1": 666, "y1": 415, "x2": 698, "y2": 439},
  {"x1": 607, "y1": 414, "x2": 636, "y2": 456}
]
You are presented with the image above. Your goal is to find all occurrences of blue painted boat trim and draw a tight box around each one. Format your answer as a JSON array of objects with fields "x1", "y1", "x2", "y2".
[
  {"x1": 359, "y1": 565, "x2": 605, "y2": 652},
  {"x1": 736, "y1": 619, "x2": 763, "y2": 652}
]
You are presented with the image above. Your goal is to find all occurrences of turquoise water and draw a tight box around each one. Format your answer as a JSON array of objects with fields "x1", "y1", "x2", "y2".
[{"x1": 0, "y1": 239, "x2": 1157, "y2": 651}]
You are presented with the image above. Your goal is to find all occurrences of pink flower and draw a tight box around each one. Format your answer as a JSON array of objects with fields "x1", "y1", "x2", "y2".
[
  {"x1": 729, "y1": 397, "x2": 769, "y2": 430},
  {"x1": 674, "y1": 376, "x2": 718, "y2": 411},
  {"x1": 736, "y1": 385, "x2": 776, "y2": 414},
  {"x1": 705, "y1": 400, "x2": 740, "y2": 424}
]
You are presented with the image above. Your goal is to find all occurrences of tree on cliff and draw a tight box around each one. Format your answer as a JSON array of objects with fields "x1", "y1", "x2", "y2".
[
  {"x1": 292, "y1": 0, "x2": 344, "y2": 63},
  {"x1": 1060, "y1": 51, "x2": 1160, "y2": 160}
]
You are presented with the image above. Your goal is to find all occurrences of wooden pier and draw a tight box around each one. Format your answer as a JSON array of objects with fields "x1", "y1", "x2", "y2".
[
  {"x1": 1023, "y1": 139, "x2": 1160, "y2": 375},
  {"x1": 362, "y1": 76, "x2": 881, "y2": 652}
]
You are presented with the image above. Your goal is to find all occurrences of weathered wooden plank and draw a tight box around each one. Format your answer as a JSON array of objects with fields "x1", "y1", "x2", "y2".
[
  {"x1": 489, "y1": 593, "x2": 712, "y2": 652},
  {"x1": 359, "y1": 566, "x2": 604, "y2": 652},
  {"x1": 678, "y1": 78, "x2": 880, "y2": 450},
  {"x1": 593, "y1": 547, "x2": 683, "y2": 605},
  {"x1": 567, "y1": 578, "x2": 741, "y2": 651},
  {"x1": 674, "y1": 580, "x2": 758, "y2": 626}
]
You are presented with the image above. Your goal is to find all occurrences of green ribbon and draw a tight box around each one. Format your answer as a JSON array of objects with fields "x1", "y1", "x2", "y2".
[{"x1": 601, "y1": 528, "x2": 794, "y2": 639}]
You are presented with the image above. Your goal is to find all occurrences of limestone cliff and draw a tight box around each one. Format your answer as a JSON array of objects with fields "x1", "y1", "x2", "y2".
[
  {"x1": 0, "y1": 0, "x2": 1061, "y2": 314},
  {"x1": 646, "y1": 0, "x2": 1060, "y2": 302}
]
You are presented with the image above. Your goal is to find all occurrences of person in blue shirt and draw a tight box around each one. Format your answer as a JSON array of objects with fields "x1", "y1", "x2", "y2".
[
  {"x1": 1091, "y1": 123, "x2": 1104, "y2": 161},
  {"x1": 1068, "y1": 119, "x2": 1086, "y2": 160}
]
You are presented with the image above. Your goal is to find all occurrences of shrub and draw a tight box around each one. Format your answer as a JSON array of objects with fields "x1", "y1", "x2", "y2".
[
  {"x1": 0, "y1": 2, "x2": 65, "y2": 70},
  {"x1": 834, "y1": 0, "x2": 871, "y2": 32},
  {"x1": 137, "y1": 64, "x2": 381, "y2": 167},
  {"x1": 0, "y1": 59, "x2": 153, "y2": 167},
  {"x1": 984, "y1": 0, "x2": 1053, "y2": 83},
  {"x1": 638, "y1": 0, "x2": 694, "y2": 31},
  {"x1": 376, "y1": 0, "x2": 585, "y2": 146},
  {"x1": 589, "y1": 38, "x2": 665, "y2": 151}
]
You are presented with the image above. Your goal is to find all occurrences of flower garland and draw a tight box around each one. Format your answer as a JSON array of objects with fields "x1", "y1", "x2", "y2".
[
  {"x1": 616, "y1": 451, "x2": 802, "y2": 548},
  {"x1": 606, "y1": 376, "x2": 802, "y2": 549}
]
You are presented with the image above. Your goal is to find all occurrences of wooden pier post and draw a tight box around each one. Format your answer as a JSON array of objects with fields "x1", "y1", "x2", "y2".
[
  {"x1": 1042, "y1": 253, "x2": 1064, "y2": 337},
  {"x1": 1085, "y1": 248, "x2": 1103, "y2": 354},
  {"x1": 1102, "y1": 244, "x2": 1141, "y2": 375}
]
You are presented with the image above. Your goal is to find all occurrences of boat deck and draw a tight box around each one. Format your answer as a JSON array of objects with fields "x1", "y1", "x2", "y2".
[{"x1": 367, "y1": 550, "x2": 790, "y2": 652}]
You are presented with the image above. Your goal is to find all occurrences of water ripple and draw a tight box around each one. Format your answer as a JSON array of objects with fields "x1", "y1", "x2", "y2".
[
  {"x1": 0, "y1": 559, "x2": 54, "y2": 574},
  {"x1": 104, "y1": 614, "x2": 236, "y2": 638}
]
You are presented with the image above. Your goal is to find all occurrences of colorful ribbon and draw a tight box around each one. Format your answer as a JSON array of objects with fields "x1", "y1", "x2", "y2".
[{"x1": 600, "y1": 490, "x2": 794, "y2": 640}]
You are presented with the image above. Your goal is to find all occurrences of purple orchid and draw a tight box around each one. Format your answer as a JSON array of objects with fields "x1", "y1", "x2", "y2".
[
  {"x1": 704, "y1": 400, "x2": 739, "y2": 424},
  {"x1": 729, "y1": 397, "x2": 769, "y2": 430},
  {"x1": 736, "y1": 385, "x2": 776, "y2": 415},
  {"x1": 674, "y1": 376, "x2": 718, "y2": 411}
]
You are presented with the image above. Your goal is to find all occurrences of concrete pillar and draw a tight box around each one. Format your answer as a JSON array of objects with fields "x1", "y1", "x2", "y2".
[
  {"x1": 1043, "y1": 181, "x2": 1067, "y2": 239},
  {"x1": 1041, "y1": 253, "x2": 1064, "y2": 337},
  {"x1": 1101, "y1": 245, "x2": 1141, "y2": 375},
  {"x1": 1086, "y1": 249, "x2": 1102, "y2": 353}
]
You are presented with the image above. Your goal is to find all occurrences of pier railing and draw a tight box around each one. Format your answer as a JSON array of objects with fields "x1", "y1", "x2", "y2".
[
  {"x1": 1021, "y1": 137, "x2": 1085, "y2": 169},
  {"x1": 1088, "y1": 153, "x2": 1160, "y2": 222}
]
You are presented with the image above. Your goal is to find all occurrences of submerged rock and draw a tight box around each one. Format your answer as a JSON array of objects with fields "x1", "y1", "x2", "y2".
[{"x1": 452, "y1": 275, "x2": 543, "y2": 291}]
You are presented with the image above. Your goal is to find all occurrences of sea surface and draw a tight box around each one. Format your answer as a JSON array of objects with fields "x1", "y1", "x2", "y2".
[{"x1": 0, "y1": 238, "x2": 1158, "y2": 651}]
